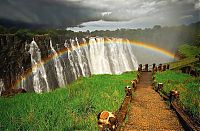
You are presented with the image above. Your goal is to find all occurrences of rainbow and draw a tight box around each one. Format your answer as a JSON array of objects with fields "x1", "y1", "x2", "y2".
[
  {"x1": 15, "y1": 38, "x2": 177, "y2": 87},
  {"x1": 127, "y1": 40, "x2": 176, "y2": 58}
]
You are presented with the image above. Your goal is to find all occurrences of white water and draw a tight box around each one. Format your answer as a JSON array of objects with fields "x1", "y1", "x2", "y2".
[
  {"x1": 72, "y1": 38, "x2": 86, "y2": 77},
  {"x1": 82, "y1": 38, "x2": 92, "y2": 73},
  {"x1": 16, "y1": 76, "x2": 26, "y2": 89},
  {"x1": 0, "y1": 79, "x2": 5, "y2": 95},
  {"x1": 64, "y1": 40, "x2": 78, "y2": 79},
  {"x1": 86, "y1": 37, "x2": 138, "y2": 74},
  {"x1": 29, "y1": 40, "x2": 50, "y2": 93},
  {"x1": 50, "y1": 40, "x2": 66, "y2": 87},
  {"x1": 20, "y1": 37, "x2": 139, "y2": 92}
]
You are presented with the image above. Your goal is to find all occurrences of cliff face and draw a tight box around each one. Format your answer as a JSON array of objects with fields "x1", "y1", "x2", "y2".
[
  {"x1": 1, "y1": 34, "x2": 175, "y2": 93},
  {"x1": 0, "y1": 34, "x2": 31, "y2": 90},
  {"x1": 0, "y1": 35, "x2": 140, "y2": 93},
  {"x1": 0, "y1": 34, "x2": 69, "y2": 91}
]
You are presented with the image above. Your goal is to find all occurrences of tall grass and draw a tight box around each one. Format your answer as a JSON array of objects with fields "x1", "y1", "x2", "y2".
[
  {"x1": 0, "y1": 71, "x2": 136, "y2": 130},
  {"x1": 156, "y1": 70, "x2": 200, "y2": 116}
]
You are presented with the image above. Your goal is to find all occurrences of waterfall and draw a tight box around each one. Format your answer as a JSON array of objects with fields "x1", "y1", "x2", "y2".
[
  {"x1": 126, "y1": 39, "x2": 140, "y2": 69},
  {"x1": 0, "y1": 79, "x2": 5, "y2": 95},
  {"x1": 49, "y1": 40, "x2": 65, "y2": 87},
  {"x1": 16, "y1": 76, "x2": 26, "y2": 89},
  {"x1": 18, "y1": 37, "x2": 138, "y2": 93},
  {"x1": 73, "y1": 38, "x2": 86, "y2": 77},
  {"x1": 65, "y1": 41, "x2": 78, "y2": 80},
  {"x1": 88, "y1": 37, "x2": 112, "y2": 74},
  {"x1": 87, "y1": 37, "x2": 138, "y2": 74},
  {"x1": 29, "y1": 40, "x2": 50, "y2": 93}
]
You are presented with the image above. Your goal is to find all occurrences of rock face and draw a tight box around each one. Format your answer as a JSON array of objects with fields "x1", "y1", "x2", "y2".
[
  {"x1": 0, "y1": 34, "x2": 66, "y2": 92},
  {"x1": 0, "y1": 34, "x2": 32, "y2": 91},
  {"x1": 0, "y1": 35, "x2": 139, "y2": 93},
  {"x1": 1, "y1": 88, "x2": 26, "y2": 97}
]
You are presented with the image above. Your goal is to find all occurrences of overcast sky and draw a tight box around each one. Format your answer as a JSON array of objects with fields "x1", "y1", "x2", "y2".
[{"x1": 0, "y1": 0, "x2": 199, "y2": 31}]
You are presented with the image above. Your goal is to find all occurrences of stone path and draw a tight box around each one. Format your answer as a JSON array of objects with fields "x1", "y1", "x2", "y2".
[{"x1": 122, "y1": 72, "x2": 183, "y2": 131}]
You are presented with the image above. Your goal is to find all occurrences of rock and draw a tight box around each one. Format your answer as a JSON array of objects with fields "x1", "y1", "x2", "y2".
[{"x1": 1, "y1": 88, "x2": 27, "y2": 97}]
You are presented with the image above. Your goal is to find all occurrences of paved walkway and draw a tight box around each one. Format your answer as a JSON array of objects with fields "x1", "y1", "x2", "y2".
[{"x1": 122, "y1": 72, "x2": 183, "y2": 130}]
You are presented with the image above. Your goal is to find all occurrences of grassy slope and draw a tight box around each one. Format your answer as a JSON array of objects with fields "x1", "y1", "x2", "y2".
[
  {"x1": 0, "y1": 72, "x2": 136, "y2": 130},
  {"x1": 178, "y1": 44, "x2": 200, "y2": 58},
  {"x1": 168, "y1": 57, "x2": 198, "y2": 70},
  {"x1": 156, "y1": 70, "x2": 200, "y2": 116},
  {"x1": 168, "y1": 44, "x2": 200, "y2": 70}
]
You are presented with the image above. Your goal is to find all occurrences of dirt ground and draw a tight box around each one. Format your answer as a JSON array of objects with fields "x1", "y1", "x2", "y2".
[{"x1": 122, "y1": 72, "x2": 183, "y2": 131}]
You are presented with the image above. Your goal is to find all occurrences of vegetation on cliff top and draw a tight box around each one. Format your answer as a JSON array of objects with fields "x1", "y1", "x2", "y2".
[
  {"x1": 0, "y1": 71, "x2": 136, "y2": 130},
  {"x1": 0, "y1": 21, "x2": 200, "y2": 49},
  {"x1": 178, "y1": 44, "x2": 200, "y2": 58}
]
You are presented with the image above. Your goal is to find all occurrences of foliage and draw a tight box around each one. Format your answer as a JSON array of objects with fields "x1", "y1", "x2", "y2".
[
  {"x1": 178, "y1": 44, "x2": 200, "y2": 58},
  {"x1": 168, "y1": 57, "x2": 198, "y2": 70},
  {"x1": 156, "y1": 70, "x2": 200, "y2": 116},
  {"x1": 91, "y1": 22, "x2": 200, "y2": 51},
  {"x1": 0, "y1": 71, "x2": 136, "y2": 130},
  {"x1": 0, "y1": 21, "x2": 200, "y2": 51}
]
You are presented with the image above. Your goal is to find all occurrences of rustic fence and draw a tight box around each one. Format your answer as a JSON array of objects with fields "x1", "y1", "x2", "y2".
[
  {"x1": 137, "y1": 63, "x2": 170, "y2": 72},
  {"x1": 98, "y1": 63, "x2": 199, "y2": 130},
  {"x1": 153, "y1": 82, "x2": 200, "y2": 130}
]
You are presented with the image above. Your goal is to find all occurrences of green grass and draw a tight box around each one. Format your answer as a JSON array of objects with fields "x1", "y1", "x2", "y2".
[
  {"x1": 178, "y1": 44, "x2": 200, "y2": 58},
  {"x1": 156, "y1": 70, "x2": 200, "y2": 116},
  {"x1": 168, "y1": 57, "x2": 198, "y2": 70},
  {"x1": 168, "y1": 44, "x2": 200, "y2": 70},
  {"x1": 0, "y1": 71, "x2": 136, "y2": 130}
]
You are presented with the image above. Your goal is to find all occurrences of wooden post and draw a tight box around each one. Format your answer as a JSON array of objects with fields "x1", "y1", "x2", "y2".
[
  {"x1": 97, "y1": 111, "x2": 117, "y2": 131},
  {"x1": 158, "y1": 64, "x2": 162, "y2": 71},
  {"x1": 157, "y1": 83, "x2": 163, "y2": 92},
  {"x1": 154, "y1": 66, "x2": 157, "y2": 72},
  {"x1": 131, "y1": 80, "x2": 137, "y2": 91},
  {"x1": 137, "y1": 73, "x2": 140, "y2": 80},
  {"x1": 162, "y1": 65, "x2": 166, "y2": 71},
  {"x1": 153, "y1": 63, "x2": 156, "y2": 70},
  {"x1": 125, "y1": 86, "x2": 132, "y2": 97},
  {"x1": 145, "y1": 64, "x2": 148, "y2": 72},
  {"x1": 166, "y1": 64, "x2": 170, "y2": 69},
  {"x1": 139, "y1": 64, "x2": 142, "y2": 71},
  {"x1": 152, "y1": 63, "x2": 156, "y2": 73},
  {"x1": 138, "y1": 64, "x2": 142, "y2": 71},
  {"x1": 169, "y1": 90, "x2": 179, "y2": 103}
]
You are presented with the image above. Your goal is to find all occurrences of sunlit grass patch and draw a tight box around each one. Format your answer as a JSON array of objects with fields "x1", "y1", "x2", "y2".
[{"x1": 0, "y1": 71, "x2": 136, "y2": 130}]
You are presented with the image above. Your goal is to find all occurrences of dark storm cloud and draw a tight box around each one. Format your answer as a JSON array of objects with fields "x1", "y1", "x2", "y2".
[
  {"x1": 0, "y1": 0, "x2": 102, "y2": 28},
  {"x1": 0, "y1": 0, "x2": 199, "y2": 28},
  {"x1": 97, "y1": 0, "x2": 200, "y2": 25}
]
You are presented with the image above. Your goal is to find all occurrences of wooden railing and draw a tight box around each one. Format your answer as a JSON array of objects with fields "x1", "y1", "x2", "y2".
[
  {"x1": 115, "y1": 71, "x2": 141, "y2": 130},
  {"x1": 97, "y1": 71, "x2": 142, "y2": 131},
  {"x1": 137, "y1": 63, "x2": 170, "y2": 72},
  {"x1": 153, "y1": 83, "x2": 200, "y2": 131},
  {"x1": 98, "y1": 60, "x2": 199, "y2": 130}
]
